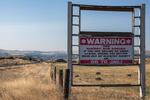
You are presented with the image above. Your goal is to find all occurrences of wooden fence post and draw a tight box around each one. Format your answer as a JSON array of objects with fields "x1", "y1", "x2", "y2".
[
  {"x1": 53, "y1": 66, "x2": 56, "y2": 83},
  {"x1": 58, "y1": 69, "x2": 64, "y2": 91},
  {"x1": 64, "y1": 69, "x2": 70, "y2": 100},
  {"x1": 50, "y1": 64, "x2": 53, "y2": 80}
]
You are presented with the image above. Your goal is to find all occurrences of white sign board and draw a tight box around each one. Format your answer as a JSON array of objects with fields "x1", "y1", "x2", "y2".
[{"x1": 79, "y1": 36, "x2": 133, "y2": 65}]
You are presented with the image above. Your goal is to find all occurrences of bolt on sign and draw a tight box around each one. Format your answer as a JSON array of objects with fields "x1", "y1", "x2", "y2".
[{"x1": 79, "y1": 32, "x2": 134, "y2": 65}]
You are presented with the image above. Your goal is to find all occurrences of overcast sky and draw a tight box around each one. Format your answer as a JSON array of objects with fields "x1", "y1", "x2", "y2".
[{"x1": 0, "y1": 0, "x2": 149, "y2": 51}]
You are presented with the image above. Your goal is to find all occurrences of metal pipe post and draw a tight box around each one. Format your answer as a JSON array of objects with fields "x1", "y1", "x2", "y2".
[
  {"x1": 67, "y1": 1, "x2": 72, "y2": 99},
  {"x1": 140, "y1": 4, "x2": 146, "y2": 99}
]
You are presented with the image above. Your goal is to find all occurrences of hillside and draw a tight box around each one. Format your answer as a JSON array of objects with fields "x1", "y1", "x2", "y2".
[{"x1": 0, "y1": 58, "x2": 32, "y2": 67}]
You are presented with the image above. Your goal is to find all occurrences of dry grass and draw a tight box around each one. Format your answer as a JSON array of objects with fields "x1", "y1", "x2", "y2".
[
  {"x1": 55, "y1": 63, "x2": 150, "y2": 100},
  {"x1": 0, "y1": 61, "x2": 149, "y2": 100},
  {"x1": 0, "y1": 58, "x2": 31, "y2": 67},
  {"x1": 0, "y1": 63, "x2": 61, "y2": 100}
]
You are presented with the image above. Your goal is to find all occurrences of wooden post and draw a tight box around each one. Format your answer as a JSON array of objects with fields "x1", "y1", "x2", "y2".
[
  {"x1": 50, "y1": 64, "x2": 53, "y2": 80},
  {"x1": 59, "y1": 69, "x2": 63, "y2": 91},
  {"x1": 64, "y1": 69, "x2": 70, "y2": 100},
  {"x1": 53, "y1": 66, "x2": 56, "y2": 83}
]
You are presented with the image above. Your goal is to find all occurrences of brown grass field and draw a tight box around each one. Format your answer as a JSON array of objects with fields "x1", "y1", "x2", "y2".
[
  {"x1": 0, "y1": 58, "x2": 31, "y2": 67},
  {"x1": 0, "y1": 61, "x2": 150, "y2": 100}
]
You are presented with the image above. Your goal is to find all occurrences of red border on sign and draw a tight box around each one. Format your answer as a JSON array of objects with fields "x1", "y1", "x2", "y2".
[{"x1": 80, "y1": 60, "x2": 133, "y2": 65}]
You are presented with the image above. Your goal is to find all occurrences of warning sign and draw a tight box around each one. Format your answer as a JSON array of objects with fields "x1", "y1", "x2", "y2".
[{"x1": 79, "y1": 36, "x2": 133, "y2": 65}]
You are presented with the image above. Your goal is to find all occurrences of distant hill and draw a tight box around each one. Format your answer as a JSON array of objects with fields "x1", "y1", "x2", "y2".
[
  {"x1": 0, "y1": 52, "x2": 10, "y2": 57},
  {"x1": 0, "y1": 49, "x2": 67, "y2": 61},
  {"x1": 0, "y1": 49, "x2": 150, "y2": 62}
]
